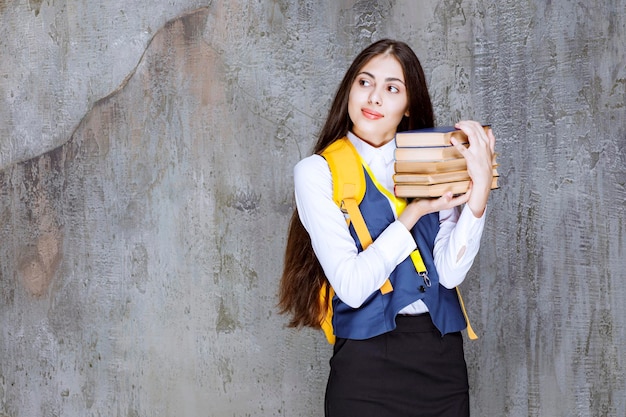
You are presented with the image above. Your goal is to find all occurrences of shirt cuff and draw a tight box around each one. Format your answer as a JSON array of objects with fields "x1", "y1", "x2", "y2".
[{"x1": 455, "y1": 204, "x2": 487, "y2": 248}]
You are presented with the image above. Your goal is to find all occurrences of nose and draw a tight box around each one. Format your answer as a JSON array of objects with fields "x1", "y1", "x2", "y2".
[{"x1": 368, "y1": 89, "x2": 382, "y2": 105}]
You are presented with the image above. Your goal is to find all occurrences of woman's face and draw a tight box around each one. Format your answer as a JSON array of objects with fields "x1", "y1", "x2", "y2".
[{"x1": 348, "y1": 54, "x2": 409, "y2": 147}]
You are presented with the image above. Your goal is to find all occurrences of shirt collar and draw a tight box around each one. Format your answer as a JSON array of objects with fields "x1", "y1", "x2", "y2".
[{"x1": 346, "y1": 131, "x2": 396, "y2": 166}]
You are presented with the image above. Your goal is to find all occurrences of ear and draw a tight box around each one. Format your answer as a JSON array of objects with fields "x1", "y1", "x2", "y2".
[{"x1": 404, "y1": 109, "x2": 410, "y2": 117}]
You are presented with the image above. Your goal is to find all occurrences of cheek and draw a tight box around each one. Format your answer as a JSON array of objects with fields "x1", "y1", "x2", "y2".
[
  {"x1": 347, "y1": 105, "x2": 359, "y2": 125},
  {"x1": 348, "y1": 88, "x2": 363, "y2": 105},
  {"x1": 392, "y1": 98, "x2": 409, "y2": 118},
  {"x1": 347, "y1": 92, "x2": 360, "y2": 118}
]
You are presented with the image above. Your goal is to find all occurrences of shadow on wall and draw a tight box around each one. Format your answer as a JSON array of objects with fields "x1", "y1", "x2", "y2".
[
  {"x1": 0, "y1": 7, "x2": 289, "y2": 414},
  {"x1": 3, "y1": 7, "x2": 226, "y2": 299}
]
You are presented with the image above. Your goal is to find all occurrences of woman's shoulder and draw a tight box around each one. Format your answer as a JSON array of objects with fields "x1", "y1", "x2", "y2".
[
  {"x1": 294, "y1": 153, "x2": 329, "y2": 177},
  {"x1": 294, "y1": 154, "x2": 332, "y2": 195}
]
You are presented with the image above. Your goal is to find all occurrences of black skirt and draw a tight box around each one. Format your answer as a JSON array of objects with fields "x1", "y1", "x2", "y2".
[{"x1": 325, "y1": 314, "x2": 469, "y2": 417}]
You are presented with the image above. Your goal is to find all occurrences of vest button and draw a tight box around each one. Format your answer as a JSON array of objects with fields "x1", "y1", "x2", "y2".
[{"x1": 419, "y1": 285, "x2": 426, "y2": 293}]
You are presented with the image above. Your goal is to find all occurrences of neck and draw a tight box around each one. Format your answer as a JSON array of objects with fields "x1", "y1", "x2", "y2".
[{"x1": 352, "y1": 132, "x2": 394, "y2": 148}]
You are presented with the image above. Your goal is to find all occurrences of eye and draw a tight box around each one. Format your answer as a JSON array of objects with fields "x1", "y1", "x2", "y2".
[
  {"x1": 388, "y1": 85, "x2": 400, "y2": 93},
  {"x1": 359, "y1": 78, "x2": 372, "y2": 87}
]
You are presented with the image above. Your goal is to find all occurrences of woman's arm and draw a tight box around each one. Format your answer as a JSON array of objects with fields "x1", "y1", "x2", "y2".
[
  {"x1": 434, "y1": 120, "x2": 496, "y2": 287},
  {"x1": 452, "y1": 120, "x2": 497, "y2": 217},
  {"x1": 294, "y1": 155, "x2": 416, "y2": 308},
  {"x1": 399, "y1": 120, "x2": 495, "y2": 288},
  {"x1": 434, "y1": 206, "x2": 487, "y2": 288}
]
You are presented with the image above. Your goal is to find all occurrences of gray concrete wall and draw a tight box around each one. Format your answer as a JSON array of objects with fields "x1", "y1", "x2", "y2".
[{"x1": 1, "y1": 1, "x2": 624, "y2": 416}]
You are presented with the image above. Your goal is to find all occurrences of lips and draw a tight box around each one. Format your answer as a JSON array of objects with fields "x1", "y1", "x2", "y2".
[{"x1": 361, "y1": 108, "x2": 383, "y2": 120}]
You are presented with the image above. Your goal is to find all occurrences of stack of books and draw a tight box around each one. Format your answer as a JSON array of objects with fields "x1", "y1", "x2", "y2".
[{"x1": 393, "y1": 126, "x2": 499, "y2": 198}]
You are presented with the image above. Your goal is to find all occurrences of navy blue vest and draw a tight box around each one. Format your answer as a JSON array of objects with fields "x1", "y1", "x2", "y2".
[{"x1": 331, "y1": 167, "x2": 467, "y2": 339}]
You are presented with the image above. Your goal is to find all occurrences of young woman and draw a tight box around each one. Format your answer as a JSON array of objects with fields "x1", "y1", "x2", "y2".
[{"x1": 279, "y1": 39, "x2": 495, "y2": 417}]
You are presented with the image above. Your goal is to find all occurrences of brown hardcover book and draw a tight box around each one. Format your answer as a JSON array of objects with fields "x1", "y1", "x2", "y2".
[
  {"x1": 394, "y1": 158, "x2": 467, "y2": 174},
  {"x1": 394, "y1": 144, "x2": 468, "y2": 161},
  {"x1": 394, "y1": 155, "x2": 498, "y2": 174},
  {"x1": 395, "y1": 125, "x2": 490, "y2": 147},
  {"x1": 394, "y1": 176, "x2": 499, "y2": 198},
  {"x1": 393, "y1": 167, "x2": 499, "y2": 184}
]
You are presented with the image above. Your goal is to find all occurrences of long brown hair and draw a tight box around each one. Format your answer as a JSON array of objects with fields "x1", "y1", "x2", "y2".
[{"x1": 278, "y1": 39, "x2": 435, "y2": 329}]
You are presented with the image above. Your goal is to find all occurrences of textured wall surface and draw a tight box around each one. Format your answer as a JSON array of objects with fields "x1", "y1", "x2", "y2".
[{"x1": 1, "y1": 1, "x2": 625, "y2": 416}]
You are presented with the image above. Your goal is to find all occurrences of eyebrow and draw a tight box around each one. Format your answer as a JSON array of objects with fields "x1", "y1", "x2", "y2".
[{"x1": 358, "y1": 71, "x2": 406, "y2": 86}]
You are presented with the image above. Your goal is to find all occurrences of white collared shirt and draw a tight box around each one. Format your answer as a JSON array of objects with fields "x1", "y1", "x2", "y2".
[{"x1": 294, "y1": 132, "x2": 486, "y2": 314}]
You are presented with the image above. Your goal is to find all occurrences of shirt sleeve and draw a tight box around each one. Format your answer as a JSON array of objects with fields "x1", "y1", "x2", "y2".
[
  {"x1": 294, "y1": 155, "x2": 417, "y2": 308},
  {"x1": 434, "y1": 205, "x2": 487, "y2": 289}
]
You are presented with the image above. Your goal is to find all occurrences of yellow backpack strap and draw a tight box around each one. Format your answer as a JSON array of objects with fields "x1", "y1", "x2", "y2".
[
  {"x1": 456, "y1": 287, "x2": 478, "y2": 339},
  {"x1": 322, "y1": 138, "x2": 393, "y2": 294},
  {"x1": 319, "y1": 282, "x2": 335, "y2": 344},
  {"x1": 322, "y1": 138, "x2": 366, "y2": 214},
  {"x1": 316, "y1": 138, "x2": 393, "y2": 344}
]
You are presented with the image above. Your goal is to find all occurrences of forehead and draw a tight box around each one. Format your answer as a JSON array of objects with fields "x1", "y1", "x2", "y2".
[{"x1": 359, "y1": 54, "x2": 405, "y2": 80}]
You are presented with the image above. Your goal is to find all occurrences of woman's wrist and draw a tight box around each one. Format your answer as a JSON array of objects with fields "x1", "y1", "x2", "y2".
[
  {"x1": 398, "y1": 202, "x2": 423, "y2": 230},
  {"x1": 467, "y1": 193, "x2": 488, "y2": 218}
]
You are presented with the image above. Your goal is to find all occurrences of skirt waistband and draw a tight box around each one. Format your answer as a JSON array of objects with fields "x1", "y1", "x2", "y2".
[{"x1": 394, "y1": 313, "x2": 437, "y2": 333}]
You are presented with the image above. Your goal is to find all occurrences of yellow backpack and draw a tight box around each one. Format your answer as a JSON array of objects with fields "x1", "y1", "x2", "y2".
[{"x1": 318, "y1": 137, "x2": 477, "y2": 344}]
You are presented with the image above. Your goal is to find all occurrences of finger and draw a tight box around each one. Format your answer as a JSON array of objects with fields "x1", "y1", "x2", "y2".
[
  {"x1": 437, "y1": 189, "x2": 469, "y2": 210},
  {"x1": 455, "y1": 120, "x2": 482, "y2": 135},
  {"x1": 450, "y1": 136, "x2": 469, "y2": 153},
  {"x1": 439, "y1": 191, "x2": 454, "y2": 204},
  {"x1": 456, "y1": 120, "x2": 489, "y2": 144},
  {"x1": 453, "y1": 191, "x2": 470, "y2": 206},
  {"x1": 487, "y1": 128, "x2": 496, "y2": 154},
  {"x1": 459, "y1": 181, "x2": 473, "y2": 201}
]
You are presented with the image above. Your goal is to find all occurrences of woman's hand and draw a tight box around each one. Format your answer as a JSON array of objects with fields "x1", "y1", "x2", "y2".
[
  {"x1": 398, "y1": 191, "x2": 470, "y2": 231},
  {"x1": 398, "y1": 120, "x2": 496, "y2": 229},
  {"x1": 451, "y1": 120, "x2": 496, "y2": 218}
]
